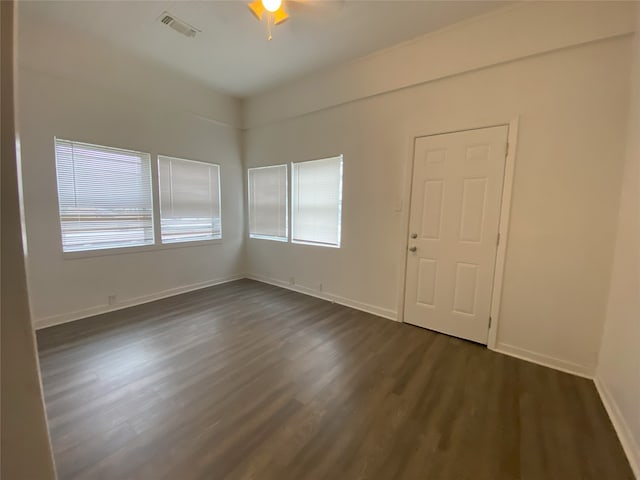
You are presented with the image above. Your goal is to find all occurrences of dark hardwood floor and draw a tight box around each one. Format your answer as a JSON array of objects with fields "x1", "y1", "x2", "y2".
[{"x1": 37, "y1": 279, "x2": 633, "y2": 480}]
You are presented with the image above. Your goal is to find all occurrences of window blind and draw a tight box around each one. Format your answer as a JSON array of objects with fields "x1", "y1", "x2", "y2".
[
  {"x1": 248, "y1": 165, "x2": 288, "y2": 241},
  {"x1": 54, "y1": 139, "x2": 154, "y2": 252},
  {"x1": 292, "y1": 155, "x2": 343, "y2": 247},
  {"x1": 158, "y1": 155, "x2": 221, "y2": 243}
]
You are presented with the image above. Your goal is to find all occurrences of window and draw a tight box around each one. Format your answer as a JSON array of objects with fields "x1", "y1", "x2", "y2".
[
  {"x1": 54, "y1": 139, "x2": 154, "y2": 253},
  {"x1": 158, "y1": 155, "x2": 221, "y2": 243},
  {"x1": 248, "y1": 165, "x2": 288, "y2": 241},
  {"x1": 292, "y1": 155, "x2": 343, "y2": 247}
]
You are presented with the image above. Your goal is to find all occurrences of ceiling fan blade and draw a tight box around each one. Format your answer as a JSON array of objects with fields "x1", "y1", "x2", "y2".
[
  {"x1": 248, "y1": 0, "x2": 265, "y2": 20},
  {"x1": 273, "y1": 6, "x2": 290, "y2": 25}
]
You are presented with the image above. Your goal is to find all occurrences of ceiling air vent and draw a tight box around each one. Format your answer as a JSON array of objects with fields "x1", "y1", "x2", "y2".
[{"x1": 158, "y1": 11, "x2": 200, "y2": 38}]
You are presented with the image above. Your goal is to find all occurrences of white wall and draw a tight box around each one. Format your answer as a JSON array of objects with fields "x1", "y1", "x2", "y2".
[
  {"x1": 245, "y1": 2, "x2": 636, "y2": 128},
  {"x1": 244, "y1": 2, "x2": 636, "y2": 376},
  {"x1": 1, "y1": 2, "x2": 57, "y2": 477},
  {"x1": 596, "y1": 13, "x2": 640, "y2": 477},
  {"x1": 17, "y1": 11, "x2": 245, "y2": 328}
]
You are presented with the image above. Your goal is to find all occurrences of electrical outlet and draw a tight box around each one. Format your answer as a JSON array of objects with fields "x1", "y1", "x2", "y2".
[
  {"x1": 318, "y1": 283, "x2": 323, "y2": 292},
  {"x1": 108, "y1": 295, "x2": 117, "y2": 306}
]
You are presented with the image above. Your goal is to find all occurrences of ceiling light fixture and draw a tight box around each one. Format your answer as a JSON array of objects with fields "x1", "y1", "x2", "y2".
[{"x1": 248, "y1": 0, "x2": 289, "y2": 40}]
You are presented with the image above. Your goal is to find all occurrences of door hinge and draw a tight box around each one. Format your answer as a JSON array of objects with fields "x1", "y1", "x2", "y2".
[
  {"x1": 496, "y1": 232, "x2": 501, "y2": 246},
  {"x1": 489, "y1": 316, "x2": 492, "y2": 329},
  {"x1": 505, "y1": 142, "x2": 509, "y2": 158}
]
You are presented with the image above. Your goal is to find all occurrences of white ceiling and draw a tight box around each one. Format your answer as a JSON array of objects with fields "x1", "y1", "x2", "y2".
[{"x1": 19, "y1": 0, "x2": 509, "y2": 98}]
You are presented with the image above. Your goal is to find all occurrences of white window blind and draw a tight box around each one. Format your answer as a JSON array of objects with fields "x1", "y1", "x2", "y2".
[
  {"x1": 54, "y1": 139, "x2": 154, "y2": 253},
  {"x1": 158, "y1": 155, "x2": 221, "y2": 243},
  {"x1": 292, "y1": 155, "x2": 343, "y2": 247},
  {"x1": 248, "y1": 165, "x2": 288, "y2": 241}
]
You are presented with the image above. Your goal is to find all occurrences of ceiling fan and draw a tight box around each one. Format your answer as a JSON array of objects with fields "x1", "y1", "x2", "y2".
[
  {"x1": 249, "y1": 0, "x2": 344, "y2": 40},
  {"x1": 248, "y1": 0, "x2": 290, "y2": 40}
]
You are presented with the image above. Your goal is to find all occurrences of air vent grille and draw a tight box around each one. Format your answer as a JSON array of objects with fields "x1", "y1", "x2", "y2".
[{"x1": 158, "y1": 11, "x2": 200, "y2": 38}]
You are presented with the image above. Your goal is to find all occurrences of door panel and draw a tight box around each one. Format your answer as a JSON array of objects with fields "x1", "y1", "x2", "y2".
[{"x1": 404, "y1": 126, "x2": 508, "y2": 344}]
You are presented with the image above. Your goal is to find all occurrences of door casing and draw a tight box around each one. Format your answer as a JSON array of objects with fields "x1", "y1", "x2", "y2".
[{"x1": 395, "y1": 117, "x2": 519, "y2": 351}]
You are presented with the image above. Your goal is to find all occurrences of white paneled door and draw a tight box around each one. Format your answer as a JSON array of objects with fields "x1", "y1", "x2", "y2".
[{"x1": 404, "y1": 126, "x2": 508, "y2": 344}]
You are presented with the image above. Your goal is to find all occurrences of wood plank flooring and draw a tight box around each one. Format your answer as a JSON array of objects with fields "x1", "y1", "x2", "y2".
[{"x1": 37, "y1": 279, "x2": 634, "y2": 480}]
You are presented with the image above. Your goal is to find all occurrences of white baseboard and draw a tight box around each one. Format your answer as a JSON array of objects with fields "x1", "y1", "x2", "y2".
[
  {"x1": 595, "y1": 376, "x2": 640, "y2": 479},
  {"x1": 492, "y1": 342, "x2": 594, "y2": 379},
  {"x1": 245, "y1": 273, "x2": 398, "y2": 322},
  {"x1": 34, "y1": 274, "x2": 244, "y2": 330}
]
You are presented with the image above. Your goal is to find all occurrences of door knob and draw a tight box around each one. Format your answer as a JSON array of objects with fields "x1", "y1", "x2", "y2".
[
  {"x1": 409, "y1": 246, "x2": 417, "y2": 252},
  {"x1": 410, "y1": 233, "x2": 418, "y2": 239}
]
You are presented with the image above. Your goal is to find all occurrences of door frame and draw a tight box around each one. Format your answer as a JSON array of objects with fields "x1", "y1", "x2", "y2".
[{"x1": 395, "y1": 117, "x2": 519, "y2": 350}]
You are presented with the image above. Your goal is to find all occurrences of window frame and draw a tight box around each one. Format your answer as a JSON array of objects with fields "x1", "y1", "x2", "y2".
[
  {"x1": 157, "y1": 154, "x2": 223, "y2": 245},
  {"x1": 247, "y1": 164, "x2": 289, "y2": 243},
  {"x1": 54, "y1": 137, "x2": 156, "y2": 256},
  {"x1": 54, "y1": 137, "x2": 225, "y2": 260},
  {"x1": 290, "y1": 154, "x2": 344, "y2": 249}
]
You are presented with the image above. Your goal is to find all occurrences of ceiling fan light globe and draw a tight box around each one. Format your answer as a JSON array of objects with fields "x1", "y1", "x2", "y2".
[{"x1": 261, "y1": 0, "x2": 282, "y2": 13}]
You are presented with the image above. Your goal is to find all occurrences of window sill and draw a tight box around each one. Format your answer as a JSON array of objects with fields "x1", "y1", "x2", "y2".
[
  {"x1": 291, "y1": 240, "x2": 341, "y2": 249},
  {"x1": 248, "y1": 234, "x2": 288, "y2": 243},
  {"x1": 61, "y1": 238, "x2": 223, "y2": 260}
]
